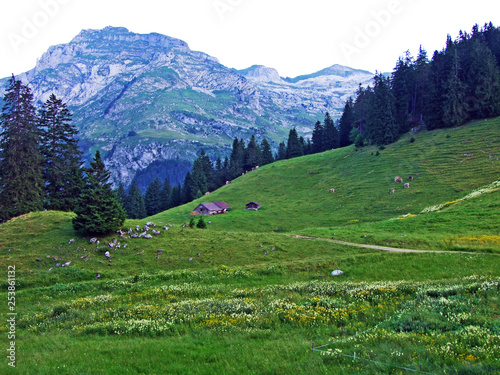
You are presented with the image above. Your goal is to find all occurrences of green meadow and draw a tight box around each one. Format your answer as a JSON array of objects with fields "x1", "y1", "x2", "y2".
[{"x1": 0, "y1": 118, "x2": 499, "y2": 374}]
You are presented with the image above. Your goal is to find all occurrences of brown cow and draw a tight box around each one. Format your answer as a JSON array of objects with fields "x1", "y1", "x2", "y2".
[
  {"x1": 394, "y1": 176, "x2": 403, "y2": 183},
  {"x1": 389, "y1": 188, "x2": 395, "y2": 194}
]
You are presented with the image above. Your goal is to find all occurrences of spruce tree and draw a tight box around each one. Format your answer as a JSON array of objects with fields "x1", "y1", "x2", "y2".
[
  {"x1": 127, "y1": 180, "x2": 147, "y2": 219},
  {"x1": 0, "y1": 76, "x2": 44, "y2": 222},
  {"x1": 286, "y1": 128, "x2": 303, "y2": 159},
  {"x1": 275, "y1": 142, "x2": 287, "y2": 160},
  {"x1": 244, "y1": 135, "x2": 262, "y2": 170},
  {"x1": 311, "y1": 120, "x2": 325, "y2": 153},
  {"x1": 260, "y1": 138, "x2": 274, "y2": 165},
  {"x1": 367, "y1": 74, "x2": 398, "y2": 145},
  {"x1": 228, "y1": 138, "x2": 245, "y2": 179},
  {"x1": 72, "y1": 151, "x2": 126, "y2": 235},
  {"x1": 144, "y1": 177, "x2": 162, "y2": 216},
  {"x1": 323, "y1": 112, "x2": 339, "y2": 150},
  {"x1": 38, "y1": 93, "x2": 83, "y2": 211},
  {"x1": 338, "y1": 98, "x2": 355, "y2": 147},
  {"x1": 442, "y1": 48, "x2": 467, "y2": 127},
  {"x1": 159, "y1": 177, "x2": 172, "y2": 211},
  {"x1": 168, "y1": 184, "x2": 182, "y2": 208},
  {"x1": 115, "y1": 183, "x2": 129, "y2": 216}
]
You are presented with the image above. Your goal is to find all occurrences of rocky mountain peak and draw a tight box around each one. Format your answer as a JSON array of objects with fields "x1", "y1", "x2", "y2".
[
  {"x1": 0, "y1": 26, "x2": 374, "y2": 190},
  {"x1": 238, "y1": 65, "x2": 284, "y2": 84}
]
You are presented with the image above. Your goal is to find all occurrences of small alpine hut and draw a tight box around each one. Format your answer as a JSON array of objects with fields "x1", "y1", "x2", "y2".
[
  {"x1": 245, "y1": 201, "x2": 261, "y2": 211},
  {"x1": 192, "y1": 201, "x2": 231, "y2": 215}
]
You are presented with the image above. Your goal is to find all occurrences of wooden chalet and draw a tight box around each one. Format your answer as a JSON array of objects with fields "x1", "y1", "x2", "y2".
[
  {"x1": 245, "y1": 201, "x2": 261, "y2": 210},
  {"x1": 192, "y1": 201, "x2": 231, "y2": 215}
]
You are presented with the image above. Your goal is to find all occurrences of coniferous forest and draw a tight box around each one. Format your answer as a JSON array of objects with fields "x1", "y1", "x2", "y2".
[{"x1": 341, "y1": 22, "x2": 500, "y2": 147}]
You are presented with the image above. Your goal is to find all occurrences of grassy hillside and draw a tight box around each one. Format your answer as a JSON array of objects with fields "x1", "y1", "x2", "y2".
[{"x1": 0, "y1": 118, "x2": 499, "y2": 374}]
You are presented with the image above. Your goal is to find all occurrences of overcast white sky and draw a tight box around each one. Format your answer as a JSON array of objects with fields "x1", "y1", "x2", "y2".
[{"x1": 1, "y1": 0, "x2": 500, "y2": 79}]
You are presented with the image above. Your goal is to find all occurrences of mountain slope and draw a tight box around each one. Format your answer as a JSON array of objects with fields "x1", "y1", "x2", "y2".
[
  {"x1": 153, "y1": 117, "x2": 500, "y2": 243},
  {"x1": 0, "y1": 27, "x2": 374, "y2": 188}
]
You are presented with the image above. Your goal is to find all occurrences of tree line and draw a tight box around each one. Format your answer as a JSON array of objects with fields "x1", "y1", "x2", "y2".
[
  {"x1": 0, "y1": 75, "x2": 125, "y2": 234},
  {"x1": 338, "y1": 22, "x2": 500, "y2": 147}
]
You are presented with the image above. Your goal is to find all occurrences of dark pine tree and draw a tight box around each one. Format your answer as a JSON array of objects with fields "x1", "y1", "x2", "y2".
[
  {"x1": 311, "y1": 120, "x2": 325, "y2": 153},
  {"x1": 367, "y1": 73, "x2": 398, "y2": 145},
  {"x1": 182, "y1": 171, "x2": 198, "y2": 203},
  {"x1": 244, "y1": 135, "x2": 262, "y2": 170},
  {"x1": 168, "y1": 184, "x2": 182, "y2": 208},
  {"x1": 213, "y1": 156, "x2": 228, "y2": 188},
  {"x1": 442, "y1": 46, "x2": 467, "y2": 127},
  {"x1": 0, "y1": 76, "x2": 44, "y2": 222},
  {"x1": 275, "y1": 141, "x2": 287, "y2": 160},
  {"x1": 323, "y1": 112, "x2": 339, "y2": 150},
  {"x1": 127, "y1": 180, "x2": 147, "y2": 219},
  {"x1": 260, "y1": 138, "x2": 274, "y2": 166},
  {"x1": 144, "y1": 177, "x2": 162, "y2": 216},
  {"x1": 72, "y1": 151, "x2": 126, "y2": 235},
  {"x1": 228, "y1": 138, "x2": 245, "y2": 179},
  {"x1": 338, "y1": 97, "x2": 355, "y2": 147},
  {"x1": 115, "y1": 183, "x2": 128, "y2": 214},
  {"x1": 159, "y1": 177, "x2": 172, "y2": 211},
  {"x1": 38, "y1": 93, "x2": 83, "y2": 211},
  {"x1": 286, "y1": 128, "x2": 303, "y2": 159}
]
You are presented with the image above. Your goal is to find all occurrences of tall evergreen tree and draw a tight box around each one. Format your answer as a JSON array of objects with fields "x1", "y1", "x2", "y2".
[
  {"x1": 0, "y1": 76, "x2": 44, "y2": 222},
  {"x1": 144, "y1": 177, "x2": 162, "y2": 216},
  {"x1": 181, "y1": 171, "x2": 197, "y2": 203},
  {"x1": 323, "y1": 112, "x2": 339, "y2": 150},
  {"x1": 413, "y1": 46, "x2": 431, "y2": 124},
  {"x1": 127, "y1": 180, "x2": 147, "y2": 219},
  {"x1": 311, "y1": 120, "x2": 325, "y2": 153},
  {"x1": 442, "y1": 47, "x2": 467, "y2": 127},
  {"x1": 115, "y1": 183, "x2": 128, "y2": 213},
  {"x1": 72, "y1": 151, "x2": 126, "y2": 235},
  {"x1": 367, "y1": 74, "x2": 398, "y2": 145},
  {"x1": 159, "y1": 177, "x2": 172, "y2": 211},
  {"x1": 391, "y1": 51, "x2": 415, "y2": 132},
  {"x1": 228, "y1": 138, "x2": 245, "y2": 179},
  {"x1": 38, "y1": 93, "x2": 83, "y2": 211},
  {"x1": 338, "y1": 97, "x2": 355, "y2": 147},
  {"x1": 275, "y1": 141, "x2": 287, "y2": 160},
  {"x1": 191, "y1": 157, "x2": 208, "y2": 197},
  {"x1": 286, "y1": 128, "x2": 303, "y2": 159},
  {"x1": 260, "y1": 138, "x2": 274, "y2": 165},
  {"x1": 244, "y1": 135, "x2": 262, "y2": 170},
  {"x1": 168, "y1": 184, "x2": 182, "y2": 208}
]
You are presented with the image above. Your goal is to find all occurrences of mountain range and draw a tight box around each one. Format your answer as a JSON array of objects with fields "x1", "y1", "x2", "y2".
[{"x1": 0, "y1": 26, "x2": 374, "y2": 189}]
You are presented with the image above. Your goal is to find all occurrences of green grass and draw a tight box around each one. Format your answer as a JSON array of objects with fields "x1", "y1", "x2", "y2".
[{"x1": 0, "y1": 118, "x2": 499, "y2": 374}]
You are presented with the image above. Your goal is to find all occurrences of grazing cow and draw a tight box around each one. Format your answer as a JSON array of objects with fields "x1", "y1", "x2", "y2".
[
  {"x1": 404, "y1": 183, "x2": 410, "y2": 188},
  {"x1": 395, "y1": 176, "x2": 403, "y2": 183},
  {"x1": 205, "y1": 192, "x2": 210, "y2": 195},
  {"x1": 389, "y1": 188, "x2": 395, "y2": 194},
  {"x1": 408, "y1": 175, "x2": 414, "y2": 181},
  {"x1": 329, "y1": 188, "x2": 335, "y2": 193}
]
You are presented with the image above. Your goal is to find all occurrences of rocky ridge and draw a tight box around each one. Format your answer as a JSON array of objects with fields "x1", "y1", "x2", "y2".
[{"x1": 0, "y1": 26, "x2": 374, "y2": 189}]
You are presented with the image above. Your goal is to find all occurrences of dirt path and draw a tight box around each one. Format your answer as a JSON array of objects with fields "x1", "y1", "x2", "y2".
[{"x1": 293, "y1": 235, "x2": 486, "y2": 255}]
